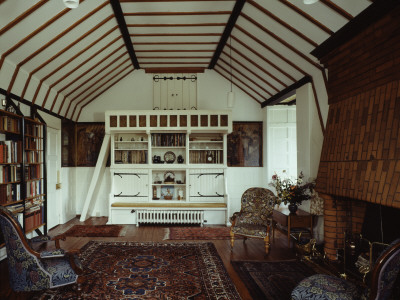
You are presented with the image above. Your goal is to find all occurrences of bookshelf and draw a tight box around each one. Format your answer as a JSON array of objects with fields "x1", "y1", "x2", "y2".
[
  {"x1": 0, "y1": 108, "x2": 47, "y2": 254},
  {"x1": 106, "y1": 110, "x2": 232, "y2": 226}
]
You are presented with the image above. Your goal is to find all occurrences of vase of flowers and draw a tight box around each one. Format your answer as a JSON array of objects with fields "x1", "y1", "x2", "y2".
[{"x1": 269, "y1": 171, "x2": 315, "y2": 214}]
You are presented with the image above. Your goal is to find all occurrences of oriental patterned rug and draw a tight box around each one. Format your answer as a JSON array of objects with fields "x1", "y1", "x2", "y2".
[
  {"x1": 36, "y1": 241, "x2": 241, "y2": 299},
  {"x1": 231, "y1": 260, "x2": 317, "y2": 300},
  {"x1": 164, "y1": 227, "x2": 240, "y2": 240},
  {"x1": 61, "y1": 225, "x2": 127, "y2": 237}
]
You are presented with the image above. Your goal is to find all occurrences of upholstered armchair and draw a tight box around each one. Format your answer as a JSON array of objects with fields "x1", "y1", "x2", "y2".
[
  {"x1": 0, "y1": 206, "x2": 83, "y2": 292},
  {"x1": 291, "y1": 238, "x2": 400, "y2": 300},
  {"x1": 230, "y1": 188, "x2": 277, "y2": 254}
]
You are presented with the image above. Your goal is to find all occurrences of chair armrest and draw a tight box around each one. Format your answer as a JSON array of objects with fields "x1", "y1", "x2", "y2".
[
  {"x1": 30, "y1": 235, "x2": 52, "y2": 243},
  {"x1": 40, "y1": 249, "x2": 66, "y2": 258},
  {"x1": 230, "y1": 212, "x2": 241, "y2": 225},
  {"x1": 52, "y1": 234, "x2": 66, "y2": 249},
  {"x1": 65, "y1": 250, "x2": 84, "y2": 275}
]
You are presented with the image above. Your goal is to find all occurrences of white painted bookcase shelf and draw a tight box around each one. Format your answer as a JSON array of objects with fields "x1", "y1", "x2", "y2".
[{"x1": 105, "y1": 110, "x2": 232, "y2": 226}]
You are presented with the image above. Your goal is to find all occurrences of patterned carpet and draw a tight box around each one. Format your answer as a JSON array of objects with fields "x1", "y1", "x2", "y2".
[
  {"x1": 231, "y1": 260, "x2": 317, "y2": 300},
  {"x1": 61, "y1": 225, "x2": 127, "y2": 237},
  {"x1": 164, "y1": 226, "x2": 239, "y2": 240},
  {"x1": 36, "y1": 241, "x2": 241, "y2": 299}
]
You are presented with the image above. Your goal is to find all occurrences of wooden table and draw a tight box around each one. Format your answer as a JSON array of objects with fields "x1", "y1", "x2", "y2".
[{"x1": 272, "y1": 205, "x2": 313, "y2": 246}]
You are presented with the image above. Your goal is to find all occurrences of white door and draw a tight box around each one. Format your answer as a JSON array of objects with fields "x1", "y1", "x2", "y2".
[{"x1": 46, "y1": 127, "x2": 61, "y2": 230}]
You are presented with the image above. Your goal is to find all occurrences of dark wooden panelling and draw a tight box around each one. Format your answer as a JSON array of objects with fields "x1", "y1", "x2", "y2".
[
  {"x1": 170, "y1": 115, "x2": 177, "y2": 127},
  {"x1": 129, "y1": 115, "x2": 137, "y2": 127},
  {"x1": 160, "y1": 115, "x2": 168, "y2": 127},
  {"x1": 180, "y1": 115, "x2": 187, "y2": 127},
  {"x1": 210, "y1": 115, "x2": 218, "y2": 127},
  {"x1": 191, "y1": 115, "x2": 198, "y2": 127},
  {"x1": 200, "y1": 115, "x2": 208, "y2": 127},
  {"x1": 119, "y1": 115, "x2": 127, "y2": 127},
  {"x1": 139, "y1": 115, "x2": 146, "y2": 127},
  {"x1": 150, "y1": 115, "x2": 157, "y2": 127},
  {"x1": 220, "y1": 115, "x2": 228, "y2": 127},
  {"x1": 110, "y1": 116, "x2": 117, "y2": 127}
]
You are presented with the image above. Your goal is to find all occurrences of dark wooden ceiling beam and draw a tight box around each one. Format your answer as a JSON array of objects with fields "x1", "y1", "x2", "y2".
[
  {"x1": 208, "y1": 0, "x2": 246, "y2": 69},
  {"x1": 135, "y1": 50, "x2": 214, "y2": 52},
  {"x1": 36, "y1": 30, "x2": 121, "y2": 107},
  {"x1": 231, "y1": 36, "x2": 288, "y2": 87},
  {"x1": 124, "y1": 11, "x2": 231, "y2": 16},
  {"x1": 0, "y1": 0, "x2": 49, "y2": 36},
  {"x1": 21, "y1": 20, "x2": 117, "y2": 101},
  {"x1": 110, "y1": 0, "x2": 140, "y2": 69},
  {"x1": 127, "y1": 23, "x2": 226, "y2": 27},
  {"x1": 312, "y1": 0, "x2": 400, "y2": 60},
  {"x1": 216, "y1": 64, "x2": 267, "y2": 102},
  {"x1": 0, "y1": 1, "x2": 82, "y2": 69},
  {"x1": 214, "y1": 69, "x2": 261, "y2": 104},
  {"x1": 55, "y1": 44, "x2": 126, "y2": 114},
  {"x1": 247, "y1": 0, "x2": 318, "y2": 47},
  {"x1": 75, "y1": 68, "x2": 135, "y2": 121},
  {"x1": 137, "y1": 56, "x2": 212, "y2": 59},
  {"x1": 144, "y1": 67, "x2": 205, "y2": 73},
  {"x1": 134, "y1": 42, "x2": 218, "y2": 45},
  {"x1": 131, "y1": 33, "x2": 220, "y2": 37},
  {"x1": 240, "y1": 13, "x2": 323, "y2": 72},
  {"x1": 278, "y1": 0, "x2": 333, "y2": 35},
  {"x1": 320, "y1": 0, "x2": 353, "y2": 21},
  {"x1": 261, "y1": 76, "x2": 311, "y2": 107},
  {"x1": 64, "y1": 59, "x2": 132, "y2": 117},
  {"x1": 222, "y1": 50, "x2": 278, "y2": 93},
  {"x1": 235, "y1": 25, "x2": 308, "y2": 78},
  {"x1": 219, "y1": 58, "x2": 272, "y2": 96}
]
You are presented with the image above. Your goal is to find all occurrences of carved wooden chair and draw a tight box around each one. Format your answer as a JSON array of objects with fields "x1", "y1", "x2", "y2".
[
  {"x1": 0, "y1": 206, "x2": 84, "y2": 292},
  {"x1": 291, "y1": 238, "x2": 400, "y2": 300},
  {"x1": 230, "y1": 187, "x2": 277, "y2": 254}
]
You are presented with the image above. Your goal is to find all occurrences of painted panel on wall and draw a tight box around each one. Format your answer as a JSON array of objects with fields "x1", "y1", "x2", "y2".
[{"x1": 76, "y1": 123, "x2": 105, "y2": 167}]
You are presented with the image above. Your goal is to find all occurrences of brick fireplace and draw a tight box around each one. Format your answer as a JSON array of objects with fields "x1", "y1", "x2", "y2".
[{"x1": 312, "y1": 1, "x2": 400, "y2": 260}]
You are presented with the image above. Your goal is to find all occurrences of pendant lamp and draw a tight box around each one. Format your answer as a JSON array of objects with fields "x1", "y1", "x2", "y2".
[
  {"x1": 303, "y1": 0, "x2": 319, "y2": 4},
  {"x1": 227, "y1": 37, "x2": 235, "y2": 108},
  {"x1": 63, "y1": 0, "x2": 79, "y2": 9}
]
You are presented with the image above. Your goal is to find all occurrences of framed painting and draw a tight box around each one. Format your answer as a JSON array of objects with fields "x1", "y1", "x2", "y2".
[
  {"x1": 76, "y1": 123, "x2": 105, "y2": 167},
  {"x1": 227, "y1": 121, "x2": 263, "y2": 167}
]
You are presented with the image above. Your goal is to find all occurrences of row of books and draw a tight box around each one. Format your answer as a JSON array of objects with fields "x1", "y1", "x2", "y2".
[
  {"x1": 25, "y1": 165, "x2": 41, "y2": 180},
  {"x1": 25, "y1": 205, "x2": 44, "y2": 231},
  {"x1": 0, "y1": 140, "x2": 22, "y2": 163},
  {"x1": 0, "y1": 183, "x2": 21, "y2": 204},
  {"x1": 189, "y1": 150, "x2": 223, "y2": 164},
  {"x1": 25, "y1": 124, "x2": 41, "y2": 137},
  {"x1": 25, "y1": 151, "x2": 41, "y2": 163},
  {"x1": 25, "y1": 137, "x2": 38, "y2": 149},
  {"x1": 115, "y1": 150, "x2": 148, "y2": 164},
  {"x1": 0, "y1": 165, "x2": 21, "y2": 183},
  {"x1": 26, "y1": 179, "x2": 43, "y2": 198},
  {"x1": 0, "y1": 116, "x2": 20, "y2": 133},
  {"x1": 151, "y1": 133, "x2": 186, "y2": 147}
]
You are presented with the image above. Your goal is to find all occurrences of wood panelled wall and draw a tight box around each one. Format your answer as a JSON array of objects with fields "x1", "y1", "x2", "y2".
[{"x1": 316, "y1": 5, "x2": 400, "y2": 209}]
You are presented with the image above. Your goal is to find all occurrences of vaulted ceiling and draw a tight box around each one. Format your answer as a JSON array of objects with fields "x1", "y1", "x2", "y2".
[{"x1": 0, "y1": 0, "x2": 373, "y2": 121}]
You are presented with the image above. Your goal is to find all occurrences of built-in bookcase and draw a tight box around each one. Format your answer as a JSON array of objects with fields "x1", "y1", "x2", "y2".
[{"x1": 0, "y1": 109, "x2": 47, "y2": 253}]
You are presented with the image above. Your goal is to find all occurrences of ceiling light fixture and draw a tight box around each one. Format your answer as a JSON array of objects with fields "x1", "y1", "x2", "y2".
[
  {"x1": 63, "y1": 0, "x2": 79, "y2": 9},
  {"x1": 227, "y1": 36, "x2": 235, "y2": 108},
  {"x1": 303, "y1": 0, "x2": 319, "y2": 4}
]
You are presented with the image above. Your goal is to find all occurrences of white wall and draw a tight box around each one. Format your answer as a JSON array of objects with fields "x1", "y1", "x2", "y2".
[{"x1": 68, "y1": 69, "x2": 266, "y2": 220}]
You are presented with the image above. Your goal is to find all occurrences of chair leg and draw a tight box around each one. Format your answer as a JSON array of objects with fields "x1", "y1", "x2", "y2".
[
  {"x1": 230, "y1": 230, "x2": 235, "y2": 250},
  {"x1": 264, "y1": 225, "x2": 271, "y2": 254}
]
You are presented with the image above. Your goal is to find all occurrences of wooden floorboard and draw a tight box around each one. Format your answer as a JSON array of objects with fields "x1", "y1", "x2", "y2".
[{"x1": 0, "y1": 217, "x2": 297, "y2": 300}]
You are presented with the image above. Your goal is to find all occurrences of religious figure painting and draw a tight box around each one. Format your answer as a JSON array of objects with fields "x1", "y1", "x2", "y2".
[{"x1": 227, "y1": 121, "x2": 263, "y2": 167}]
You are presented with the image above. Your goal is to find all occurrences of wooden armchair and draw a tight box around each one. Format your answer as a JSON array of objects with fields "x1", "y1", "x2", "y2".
[
  {"x1": 230, "y1": 188, "x2": 277, "y2": 254},
  {"x1": 0, "y1": 206, "x2": 83, "y2": 292}
]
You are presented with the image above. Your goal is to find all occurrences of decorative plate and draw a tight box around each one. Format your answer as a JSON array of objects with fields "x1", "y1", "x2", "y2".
[
  {"x1": 164, "y1": 171, "x2": 175, "y2": 184},
  {"x1": 164, "y1": 151, "x2": 176, "y2": 163}
]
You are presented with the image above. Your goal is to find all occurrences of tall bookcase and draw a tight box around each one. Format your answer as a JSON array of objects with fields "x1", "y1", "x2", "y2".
[{"x1": 0, "y1": 108, "x2": 47, "y2": 253}]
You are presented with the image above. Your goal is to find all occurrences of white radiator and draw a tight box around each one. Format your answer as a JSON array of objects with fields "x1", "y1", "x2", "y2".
[{"x1": 136, "y1": 210, "x2": 204, "y2": 226}]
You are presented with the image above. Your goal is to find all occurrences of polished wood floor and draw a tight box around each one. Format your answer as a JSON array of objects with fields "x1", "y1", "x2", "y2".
[{"x1": 0, "y1": 217, "x2": 297, "y2": 300}]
